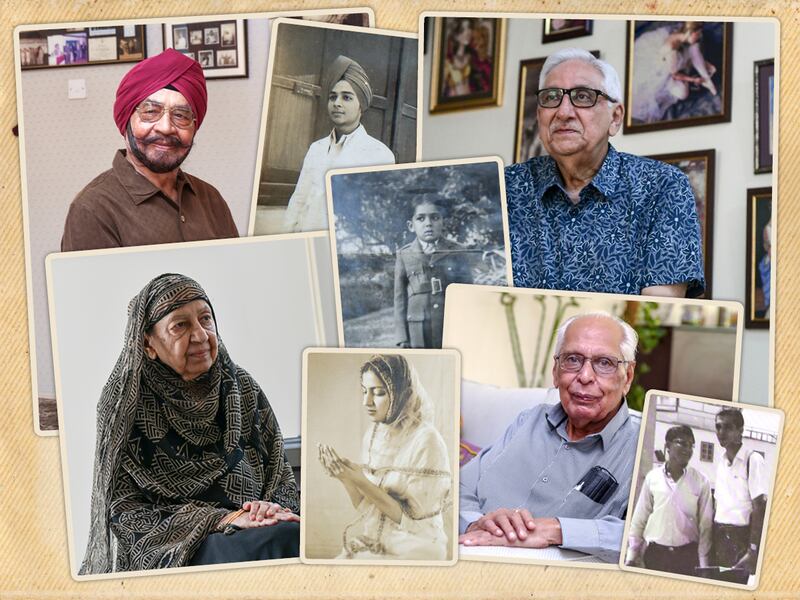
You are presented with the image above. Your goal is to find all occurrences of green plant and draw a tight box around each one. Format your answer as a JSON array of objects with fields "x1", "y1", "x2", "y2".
[{"x1": 627, "y1": 302, "x2": 667, "y2": 411}]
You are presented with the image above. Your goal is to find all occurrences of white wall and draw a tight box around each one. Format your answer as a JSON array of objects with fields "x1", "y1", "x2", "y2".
[
  {"x1": 442, "y1": 285, "x2": 741, "y2": 401},
  {"x1": 422, "y1": 17, "x2": 776, "y2": 406}
]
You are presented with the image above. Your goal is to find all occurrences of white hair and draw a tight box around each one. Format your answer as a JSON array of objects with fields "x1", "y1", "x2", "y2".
[
  {"x1": 539, "y1": 48, "x2": 622, "y2": 105},
  {"x1": 554, "y1": 310, "x2": 638, "y2": 362}
]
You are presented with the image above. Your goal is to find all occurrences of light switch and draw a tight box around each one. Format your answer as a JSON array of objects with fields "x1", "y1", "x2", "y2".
[{"x1": 68, "y1": 79, "x2": 86, "y2": 99}]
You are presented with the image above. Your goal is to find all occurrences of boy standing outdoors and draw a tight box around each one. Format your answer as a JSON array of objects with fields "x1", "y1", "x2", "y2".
[{"x1": 394, "y1": 195, "x2": 475, "y2": 348}]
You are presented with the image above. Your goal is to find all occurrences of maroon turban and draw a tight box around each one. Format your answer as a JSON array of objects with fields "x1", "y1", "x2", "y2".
[{"x1": 113, "y1": 49, "x2": 208, "y2": 135}]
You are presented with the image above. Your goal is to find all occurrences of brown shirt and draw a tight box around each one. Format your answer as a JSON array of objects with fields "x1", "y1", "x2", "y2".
[{"x1": 61, "y1": 150, "x2": 239, "y2": 251}]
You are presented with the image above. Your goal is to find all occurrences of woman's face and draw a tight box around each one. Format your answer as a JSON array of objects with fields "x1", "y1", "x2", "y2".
[
  {"x1": 361, "y1": 368, "x2": 391, "y2": 423},
  {"x1": 143, "y1": 299, "x2": 218, "y2": 381},
  {"x1": 328, "y1": 80, "x2": 362, "y2": 134}
]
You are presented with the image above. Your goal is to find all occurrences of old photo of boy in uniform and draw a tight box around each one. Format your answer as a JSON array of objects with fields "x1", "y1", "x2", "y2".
[{"x1": 327, "y1": 158, "x2": 512, "y2": 348}]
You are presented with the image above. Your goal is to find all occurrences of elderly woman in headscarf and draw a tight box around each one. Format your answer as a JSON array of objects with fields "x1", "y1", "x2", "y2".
[
  {"x1": 80, "y1": 273, "x2": 300, "y2": 574},
  {"x1": 317, "y1": 354, "x2": 451, "y2": 560},
  {"x1": 282, "y1": 55, "x2": 396, "y2": 233}
]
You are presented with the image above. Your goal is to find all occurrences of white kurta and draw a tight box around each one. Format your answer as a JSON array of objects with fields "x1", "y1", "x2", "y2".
[
  {"x1": 339, "y1": 420, "x2": 451, "y2": 560},
  {"x1": 283, "y1": 125, "x2": 396, "y2": 233}
]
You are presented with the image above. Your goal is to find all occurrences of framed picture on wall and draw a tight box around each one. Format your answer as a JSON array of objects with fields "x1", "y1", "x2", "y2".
[
  {"x1": 647, "y1": 149, "x2": 715, "y2": 298},
  {"x1": 542, "y1": 19, "x2": 593, "y2": 44},
  {"x1": 19, "y1": 24, "x2": 146, "y2": 69},
  {"x1": 429, "y1": 17, "x2": 505, "y2": 113},
  {"x1": 513, "y1": 50, "x2": 599, "y2": 163},
  {"x1": 754, "y1": 58, "x2": 774, "y2": 174},
  {"x1": 623, "y1": 21, "x2": 733, "y2": 134},
  {"x1": 163, "y1": 18, "x2": 247, "y2": 79},
  {"x1": 745, "y1": 187, "x2": 772, "y2": 329}
]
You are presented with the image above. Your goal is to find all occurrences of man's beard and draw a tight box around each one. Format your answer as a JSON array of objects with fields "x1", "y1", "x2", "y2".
[{"x1": 126, "y1": 122, "x2": 193, "y2": 174}]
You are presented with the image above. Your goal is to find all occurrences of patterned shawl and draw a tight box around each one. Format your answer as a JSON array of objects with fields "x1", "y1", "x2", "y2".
[{"x1": 80, "y1": 273, "x2": 298, "y2": 574}]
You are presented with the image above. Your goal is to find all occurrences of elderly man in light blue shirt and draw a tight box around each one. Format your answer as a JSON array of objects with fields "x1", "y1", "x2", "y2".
[{"x1": 459, "y1": 311, "x2": 641, "y2": 563}]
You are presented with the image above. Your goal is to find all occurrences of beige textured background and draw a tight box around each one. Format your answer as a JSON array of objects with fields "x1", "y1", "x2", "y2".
[{"x1": 1, "y1": 0, "x2": 797, "y2": 598}]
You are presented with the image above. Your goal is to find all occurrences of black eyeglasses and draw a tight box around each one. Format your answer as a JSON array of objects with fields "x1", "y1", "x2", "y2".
[
  {"x1": 537, "y1": 87, "x2": 618, "y2": 109},
  {"x1": 554, "y1": 353, "x2": 628, "y2": 376}
]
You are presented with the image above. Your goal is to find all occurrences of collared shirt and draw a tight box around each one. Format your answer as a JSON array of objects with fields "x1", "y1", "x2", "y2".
[
  {"x1": 459, "y1": 399, "x2": 640, "y2": 562},
  {"x1": 282, "y1": 124, "x2": 395, "y2": 232},
  {"x1": 627, "y1": 465, "x2": 713, "y2": 561},
  {"x1": 504, "y1": 144, "x2": 705, "y2": 297},
  {"x1": 61, "y1": 150, "x2": 239, "y2": 251},
  {"x1": 714, "y1": 447, "x2": 769, "y2": 526}
]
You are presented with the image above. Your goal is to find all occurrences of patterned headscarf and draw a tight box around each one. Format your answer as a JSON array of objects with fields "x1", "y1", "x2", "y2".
[
  {"x1": 80, "y1": 273, "x2": 296, "y2": 573},
  {"x1": 359, "y1": 354, "x2": 433, "y2": 426},
  {"x1": 325, "y1": 55, "x2": 373, "y2": 110}
]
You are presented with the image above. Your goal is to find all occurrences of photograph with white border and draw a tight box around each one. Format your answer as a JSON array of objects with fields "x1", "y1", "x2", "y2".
[
  {"x1": 301, "y1": 348, "x2": 460, "y2": 565},
  {"x1": 47, "y1": 233, "x2": 337, "y2": 579},
  {"x1": 14, "y1": 7, "x2": 373, "y2": 434},
  {"x1": 249, "y1": 19, "x2": 419, "y2": 236},
  {"x1": 442, "y1": 283, "x2": 743, "y2": 568},
  {"x1": 620, "y1": 390, "x2": 783, "y2": 590},
  {"x1": 327, "y1": 157, "x2": 512, "y2": 349},
  {"x1": 419, "y1": 12, "x2": 777, "y2": 410}
]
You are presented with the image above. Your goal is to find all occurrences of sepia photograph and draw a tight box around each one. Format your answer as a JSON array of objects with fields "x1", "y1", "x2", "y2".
[
  {"x1": 327, "y1": 158, "x2": 511, "y2": 349},
  {"x1": 204, "y1": 26, "x2": 220, "y2": 45},
  {"x1": 48, "y1": 234, "x2": 338, "y2": 579},
  {"x1": 301, "y1": 349, "x2": 460, "y2": 565},
  {"x1": 172, "y1": 25, "x2": 188, "y2": 49},
  {"x1": 621, "y1": 391, "x2": 783, "y2": 589},
  {"x1": 250, "y1": 19, "x2": 418, "y2": 235},
  {"x1": 443, "y1": 284, "x2": 743, "y2": 568},
  {"x1": 221, "y1": 22, "x2": 236, "y2": 46}
]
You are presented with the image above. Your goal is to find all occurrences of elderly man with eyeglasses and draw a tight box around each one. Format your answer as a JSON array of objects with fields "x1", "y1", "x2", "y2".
[
  {"x1": 61, "y1": 49, "x2": 238, "y2": 251},
  {"x1": 505, "y1": 48, "x2": 704, "y2": 298},
  {"x1": 459, "y1": 311, "x2": 640, "y2": 563}
]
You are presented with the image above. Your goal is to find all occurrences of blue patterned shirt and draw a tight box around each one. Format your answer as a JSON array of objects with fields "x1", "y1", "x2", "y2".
[{"x1": 505, "y1": 144, "x2": 705, "y2": 297}]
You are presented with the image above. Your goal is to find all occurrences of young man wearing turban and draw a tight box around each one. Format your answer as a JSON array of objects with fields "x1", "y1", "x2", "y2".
[
  {"x1": 61, "y1": 49, "x2": 239, "y2": 251},
  {"x1": 282, "y1": 55, "x2": 396, "y2": 233}
]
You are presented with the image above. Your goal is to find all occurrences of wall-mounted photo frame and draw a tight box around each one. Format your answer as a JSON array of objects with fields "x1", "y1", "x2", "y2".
[
  {"x1": 624, "y1": 21, "x2": 733, "y2": 134},
  {"x1": 163, "y1": 18, "x2": 247, "y2": 79},
  {"x1": 754, "y1": 58, "x2": 774, "y2": 174},
  {"x1": 19, "y1": 24, "x2": 145, "y2": 69},
  {"x1": 429, "y1": 17, "x2": 505, "y2": 113},
  {"x1": 746, "y1": 187, "x2": 772, "y2": 329},
  {"x1": 513, "y1": 50, "x2": 599, "y2": 163},
  {"x1": 647, "y1": 149, "x2": 716, "y2": 298},
  {"x1": 542, "y1": 19, "x2": 593, "y2": 44}
]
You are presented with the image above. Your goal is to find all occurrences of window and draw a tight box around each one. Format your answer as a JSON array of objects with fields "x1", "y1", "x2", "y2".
[{"x1": 700, "y1": 441, "x2": 714, "y2": 462}]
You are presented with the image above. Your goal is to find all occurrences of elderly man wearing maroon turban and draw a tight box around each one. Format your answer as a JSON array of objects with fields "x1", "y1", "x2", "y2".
[
  {"x1": 61, "y1": 49, "x2": 239, "y2": 251},
  {"x1": 279, "y1": 55, "x2": 396, "y2": 234}
]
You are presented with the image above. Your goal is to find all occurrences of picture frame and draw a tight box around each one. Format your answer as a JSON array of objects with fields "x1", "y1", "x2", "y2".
[
  {"x1": 647, "y1": 149, "x2": 716, "y2": 298},
  {"x1": 513, "y1": 50, "x2": 599, "y2": 163},
  {"x1": 754, "y1": 58, "x2": 774, "y2": 174},
  {"x1": 745, "y1": 187, "x2": 772, "y2": 329},
  {"x1": 18, "y1": 24, "x2": 146, "y2": 69},
  {"x1": 542, "y1": 19, "x2": 593, "y2": 44},
  {"x1": 429, "y1": 17, "x2": 505, "y2": 113},
  {"x1": 162, "y1": 18, "x2": 247, "y2": 79},
  {"x1": 624, "y1": 21, "x2": 733, "y2": 134}
]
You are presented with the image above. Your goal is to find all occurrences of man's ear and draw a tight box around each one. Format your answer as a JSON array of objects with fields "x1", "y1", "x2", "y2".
[
  {"x1": 407, "y1": 220, "x2": 415, "y2": 233},
  {"x1": 143, "y1": 333, "x2": 158, "y2": 360},
  {"x1": 608, "y1": 103, "x2": 625, "y2": 137},
  {"x1": 622, "y1": 361, "x2": 636, "y2": 395}
]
